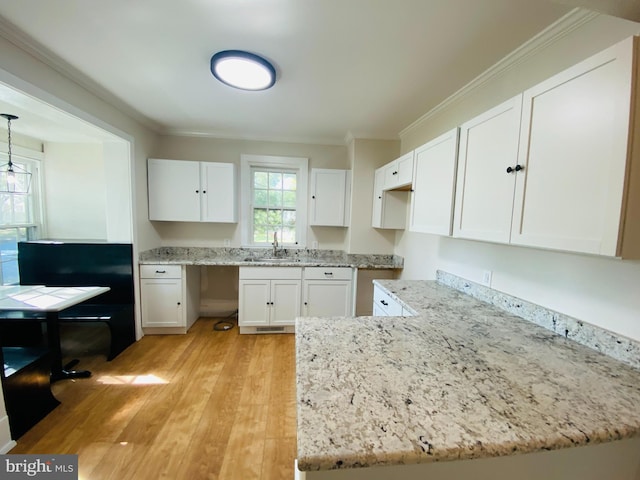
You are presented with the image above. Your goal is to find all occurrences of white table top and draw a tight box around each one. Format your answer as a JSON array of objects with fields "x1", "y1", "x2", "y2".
[{"x1": 0, "y1": 285, "x2": 110, "y2": 312}]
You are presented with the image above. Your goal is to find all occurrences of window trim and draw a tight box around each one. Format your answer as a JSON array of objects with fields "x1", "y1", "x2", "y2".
[{"x1": 240, "y1": 154, "x2": 308, "y2": 248}]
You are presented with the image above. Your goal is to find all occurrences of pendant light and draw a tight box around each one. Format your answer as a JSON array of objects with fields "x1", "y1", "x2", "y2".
[{"x1": 0, "y1": 113, "x2": 31, "y2": 194}]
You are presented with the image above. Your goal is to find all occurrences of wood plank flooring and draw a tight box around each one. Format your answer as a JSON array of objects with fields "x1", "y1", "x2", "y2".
[{"x1": 9, "y1": 318, "x2": 297, "y2": 480}]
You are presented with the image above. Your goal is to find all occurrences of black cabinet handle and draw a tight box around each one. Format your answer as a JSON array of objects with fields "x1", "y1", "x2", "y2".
[
  {"x1": 312, "y1": 195, "x2": 316, "y2": 199},
  {"x1": 155, "y1": 270, "x2": 166, "y2": 274},
  {"x1": 177, "y1": 302, "x2": 181, "y2": 306},
  {"x1": 380, "y1": 300, "x2": 388, "y2": 306},
  {"x1": 195, "y1": 189, "x2": 199, "y2": 193},
  {"x1": 304, "y1": 302, "x2": 308, "y2": 306},
  {"x1": 324, "y1": 272, "x2": 333, "y2": 276},
  {"x1": 203, "y1": 190, "x2": 207, "y2": 194}
]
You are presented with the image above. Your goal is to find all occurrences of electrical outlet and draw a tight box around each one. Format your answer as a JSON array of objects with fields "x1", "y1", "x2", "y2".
[
  {"x1": 481, "y1": 270, "x2": 492, "y2": 287},
  {"x1": 312, "y1": 241, "x2": 318, "y2": 249},
  {"x1": 223, "y1": 239, "x2": 231, "y2": 247}
]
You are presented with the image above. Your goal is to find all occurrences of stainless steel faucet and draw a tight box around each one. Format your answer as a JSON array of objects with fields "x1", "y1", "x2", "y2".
[{"x1": 273, "y1": 231, "x2": 279, "y2": 256}]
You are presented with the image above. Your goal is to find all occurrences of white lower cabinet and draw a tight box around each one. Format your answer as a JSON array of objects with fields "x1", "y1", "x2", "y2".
[
  {"x1": 373, "y1": 284, "x2": 413, "y2": 317},
  {"x1": 238, "y1": 267, "x2": 302, "y2": 333},
  {"x1": 140, "y1": 264, "x2": 200, "y2": 333},
  {"x1": 303, "y1": 267, "x2": 355, "y2": 317}
]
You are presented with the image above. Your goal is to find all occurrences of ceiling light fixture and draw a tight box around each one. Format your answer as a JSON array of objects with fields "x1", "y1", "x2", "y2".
[
  {"x1": 0, "y1": 113, "x2": 31, "y2": 194},
  {"x1": 210, "y1": 50, "x2": 276, "y2": 91}
]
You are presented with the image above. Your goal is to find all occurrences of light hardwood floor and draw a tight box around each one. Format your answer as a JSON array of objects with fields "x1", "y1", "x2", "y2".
[{"x1": 9, "y1": 318, "x2": 297, "y2": 480}]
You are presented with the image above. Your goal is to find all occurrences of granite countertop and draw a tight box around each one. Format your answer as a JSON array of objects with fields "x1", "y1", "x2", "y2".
[
  {"x1": 139, "y1": 246, "x2": 403, "y2": 269},
  {"x1": 295, "y1": 278, "x2": 640, "y2": 472}
]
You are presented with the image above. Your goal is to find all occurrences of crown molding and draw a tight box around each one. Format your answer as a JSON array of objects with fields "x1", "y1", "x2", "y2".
[
  {"x1": 162, "y1": 128, "x2": 349, "y2": 147},
  {"x1": 0, "y1": 17, "x2": 163, "y2": 134},
  {"x1": 399, "y1": 8, "x2": 599, "y2": 139}
]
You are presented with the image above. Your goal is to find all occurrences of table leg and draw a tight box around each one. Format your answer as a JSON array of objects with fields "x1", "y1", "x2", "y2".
[{"x1": 46, "y1": 312, "x2": 91, "y2": 381}]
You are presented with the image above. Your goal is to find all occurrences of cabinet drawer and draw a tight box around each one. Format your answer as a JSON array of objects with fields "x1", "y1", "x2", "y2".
[
  {"x1": 304, "y1": 267, "x2": 352, "y2": 280},
  {"x1": 140, "y1": 265, "x2": 182, "y2": 279},
  {"x1": 239, "y1": 267, "x2": 302, "y2": 280},
  {"x1": 373, "y1": 286, "x2": 403, "y2": 316}
]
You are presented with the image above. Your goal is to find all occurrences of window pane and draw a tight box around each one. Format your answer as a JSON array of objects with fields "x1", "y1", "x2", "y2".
[
  {"x1": 283, "y1": 173, "x2": 296, "y2": 190},
  {"x1": 267, "y1": 209, "x2": 282, "y2": 225},
  {"x1": 253, "y1": 225, "x2": 267, "y2": 243},
  {"x1": 12, "y1": 195, "x2": 28, "y2": 224},
  {"x1": 268, "y1": 172, "x2": 282, "y2": 189},
  {"x1": 281, "y1": 227, "x2": 296, "y2": 243},
  {"x1": 254, "y1": 171, "x2": 268, "y2": 189},
  {"x1": 283, "y1": 210, "x2": 296, "y2": 226},
  {"x1": 253, "y1": 189, "x2": 268, "y2": 207},
  {"x1": 0, "y1": 194, "x2": 13, "y2": 226},
  {"x1": 268, "y1": 190, "x2": 282, "y2": 208},
  {"x1": 283, "y1": 191, "x2": 296, "y2": 208},
  {"x1": 249, "y1": 166, "x2": 300, "y2": 246},
  {"x1": 0, "y1": 227, "x2": 25, "y2": 285},
  {"x1": 253, "y1": 208, "x2": 268, "y2": 225}
]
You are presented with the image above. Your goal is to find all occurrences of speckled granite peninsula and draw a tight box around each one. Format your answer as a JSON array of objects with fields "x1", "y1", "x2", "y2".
[
  {"x1": 139, "y1": 246, "x2": 403, "y2": 269},
  {"x1": 296, "y1": 275, "x2": 640, "y2": 479}
]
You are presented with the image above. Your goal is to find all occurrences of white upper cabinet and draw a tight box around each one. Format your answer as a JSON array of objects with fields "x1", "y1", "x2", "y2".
[
  {"x1": 453, "y1": 96, "x2": 523, "y2": 243},
  {"x1": 200, "y1": 162, "x2": 237, "y2": 222},
  {"x1": 409, "y1": 127, "x2": 459, "y2": 235},
  {"x1": 510, "y1": 37, "x2": 639, "y2": 257},
  {"x1": 148, "y1": 158, "x2": 237, "y2": 223},
  {"x1": 148, "y1": 159, "x2": 201, "y2": 222},
  {"x1": 372, "y1": 166, "x2": 407, "y2": 229},
  {"x1": 384, "y1": 151, "x2": 414, "y2": 190},
  {"x1": 310, "y1": 168, "x2": 351, "y2": 227},
  {"x1": 451, "y1": 36, "x2": 640, "y2": 258}
]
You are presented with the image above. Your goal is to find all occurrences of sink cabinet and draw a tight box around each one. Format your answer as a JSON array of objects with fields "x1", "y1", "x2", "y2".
[{"x1": 238, "y1": 267, "x2": 302, "y2": 333}]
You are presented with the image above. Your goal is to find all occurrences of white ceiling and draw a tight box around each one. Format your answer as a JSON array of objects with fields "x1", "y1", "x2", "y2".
[{"x1": 0, "y1": 0, "x2": 630, "y2": 145}]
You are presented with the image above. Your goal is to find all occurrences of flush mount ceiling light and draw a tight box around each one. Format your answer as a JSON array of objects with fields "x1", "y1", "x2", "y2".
[{"x1": 210, "y1": 50, "x2": 276, "y2": 91}]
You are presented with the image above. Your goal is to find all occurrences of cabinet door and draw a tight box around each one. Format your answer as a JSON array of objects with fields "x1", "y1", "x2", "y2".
[
  {"x1": 383, "y1": 152, "x2": 414, "y2": 190},
  {"x1": 410, "y1": 128, "x2": 459, "y2": 235},
  {"x1": 396, "y1": 152, "x2": 415, "y2": 187},
  {"x1": 200, "y1": 162, "x2": 237, "y2": 223},
  {"x1": 238, "y1": 280, "x2": 271, "y2": 326},
  {"x1": 371, "y1": 167, "x2": 385, "y2": 228},
  {"x1": 148, "y1": 159, "x2": 201, "y2": 221},
  {"x1": 453, "y1": 95, "x2": 523, "y2": 243},
  {"x1": 303, "y1": 280, "x2": 353, "y2": 317},
  {"x1": 141, "y1": 278, "x2": 183, "y2": 327},
  {"x1": 510, "y1": 39, "x2": 633, "y2": 256},
  {"x1": 310, "y1": 169, "x2": 348, "y2": 226},
  {"x1": 372, "y1": 167, "x2": 407, "y2": 230},
  {"x1": 270, "y1": 280, "x2": 301, "y2": 326}
]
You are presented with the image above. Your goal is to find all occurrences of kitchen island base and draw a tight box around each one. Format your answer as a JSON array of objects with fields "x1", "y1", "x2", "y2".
[{"x1": 296, "y1": 437, "x2": 640, "y2": 480}]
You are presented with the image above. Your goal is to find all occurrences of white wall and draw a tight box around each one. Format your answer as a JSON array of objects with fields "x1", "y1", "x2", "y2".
[
  {"x1": 396, "y1": 13, "x2": 640, "y2": 341},
  {"x1": 43, "y1": 143, "x2": 107, "y2": 240},
  {"x1": 347, "y1": 138, "x2": 400, "y2": 254}
]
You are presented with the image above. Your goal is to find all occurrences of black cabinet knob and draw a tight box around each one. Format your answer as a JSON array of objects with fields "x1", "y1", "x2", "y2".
[
  {"x1": 506, "y1": 166, "x2": 514, "y2": 173},
  {"x1": 515, "y1": 164, "x2": 523, "y2": 172},
  {"x1": 507, "y1": 165, "x2": 524, "y2": 173}
]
